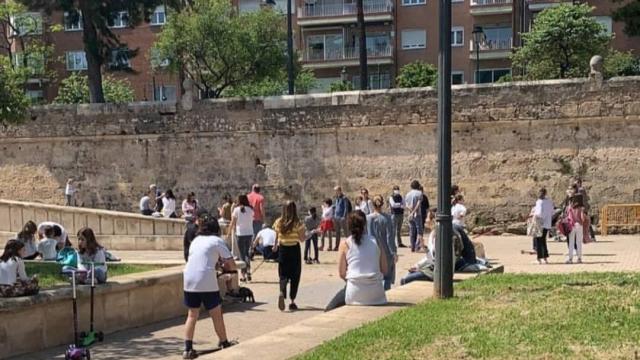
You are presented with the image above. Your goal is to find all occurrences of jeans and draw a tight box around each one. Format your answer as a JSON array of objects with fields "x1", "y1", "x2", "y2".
[
  {"x1": 257, "y1": 245, "x2": 278, "y2": 260},
  {"x1": 334, "y1": 217, "x2": 347, "y2": 250},
  {"x1": 237, "y1": 235, "x2": 253, "y2": 274},
  {"x1": 392, "y1": 213, "x2": 404, "y2": 246},
  {"x1": 304, "y1": 234, "x2": 319, "y2": 261},
  {"x1": 400, "y1": 271, "x2": 431, "y2": 285},
  {"x1": 409, "y1": 217, "x2": 424, "y2": 252},
  {"x1": 568, "y1": 223, "x2": 583, "y2": 261},
  {"x1": 383, "y1": 261, "x2": 396, "y2": 291},
  {"x1": 252, "y1": 220, "x2": 263, "y2": 240},
  {"x1": 535, "y1": 228, "x2": 549, "y2": 260}
]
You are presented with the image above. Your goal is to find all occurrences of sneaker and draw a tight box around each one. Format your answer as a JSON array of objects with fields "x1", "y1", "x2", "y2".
[
  {"x1": 183, "y1": 349, "x2": 198, "y2": 359},
  {"x1": 219, "y1": 340, "x2": 238, "y2": 349},
  {"x1": 565, "y1": 259, "x2": 573, "y2": 264},
  {"x1": 247, "y1": 274, "x2": 252, "y2": 282},
  {"x1": 333, "y1": 247, "x2": 339, "y2": 251},
  {"x1": 278, "y1": 294, "x2": 285, "y2": 311},
  {"x1": 289, "y1": 303, "x2": 298, "y2": 311},
  {"x1": 313, "y1": 259, "x2": 320, "y2": 264},
  {"x1": 543, "y1": 259, "x2": 549, "y2": 264},
  {"x1": 577, "y1": 258, "x2": 582, "y2": 264},
  {"x1": 398, "y1": 243, "x2": 407, "y2": 248}
]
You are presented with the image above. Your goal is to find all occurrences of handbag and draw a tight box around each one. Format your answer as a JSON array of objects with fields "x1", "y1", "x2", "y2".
[{"x1": 527, "y1": 217, "x2": 543, "y2": 237}]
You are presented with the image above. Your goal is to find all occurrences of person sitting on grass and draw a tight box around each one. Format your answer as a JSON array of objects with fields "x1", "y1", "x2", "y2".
[
  {"x1": 183, "y1": 214, "x2": 238, "y2": 359},
  {"x1": 17, "y1": 220, "x2": 39, "y2": 260},
  {"x1": 37, "y1": 226, "x2": 59, "y2": 261},
  {"x1": 0, "y1": 240, "x2": 39, "y2": 297},
  {"x1": 77, "y1": 228, "x2": 108, "y2": 284},
  {"x1": 37, "y1": 222, "x2": 68, "y2": 250}
]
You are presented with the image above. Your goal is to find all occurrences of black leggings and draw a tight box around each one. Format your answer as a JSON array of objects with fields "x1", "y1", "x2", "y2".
[
  {"x1": 278, "y1": 244, "x2": 301, "y2": 300},
  {"x1": 535, "y1": 228, "x2": 549, "y2": 259}
]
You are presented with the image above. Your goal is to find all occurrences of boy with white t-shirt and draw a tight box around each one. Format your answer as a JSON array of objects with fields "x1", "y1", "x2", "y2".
[
  {"x1": 37, "y1": 226, "x2": 58, "y2": 260},
  {"x1": 182, "y1": 212, "x2": 237, "y2": 359}
]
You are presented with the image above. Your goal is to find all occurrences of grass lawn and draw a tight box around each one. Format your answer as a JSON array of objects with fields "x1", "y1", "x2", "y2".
[
  {"x1": 25, "y1": 262, "x2": 166, "y2": 288},
  {"x1": 298, "y1": 273, "x2": 640, "y2": 360}
]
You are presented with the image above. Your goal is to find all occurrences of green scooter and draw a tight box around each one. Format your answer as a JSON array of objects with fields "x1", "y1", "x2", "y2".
[{"x1": 79, "y1": 263, "x2": 104, "y2": 347}]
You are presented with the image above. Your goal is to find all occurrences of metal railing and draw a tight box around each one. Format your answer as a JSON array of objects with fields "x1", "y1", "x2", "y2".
[
  {"x1": 469, "y1": 37, "x2": 512, "y2": 51},
  {"x1": 299, "y1": 0, "x2": 393, "y2": 18},
  {"x1": 304, "y1": 44, "x2": 392, "y2": 61},
  {"x1": 470, "y1": 0, "x2": 512, "y2": 6}
]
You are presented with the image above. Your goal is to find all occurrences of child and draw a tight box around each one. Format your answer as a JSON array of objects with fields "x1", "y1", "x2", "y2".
[
  {"x1": 37, "y1": 226, "x2": 58, "y2": 261},
  {"x1": 77, "y1": 228, "x2": 108, "y2": 284},
  {"x1": 17, "y1": 221, "x2": 39, "y2": 260},
  {"x1": 319, "y1": 198, "x2": 334, "y2": 251},
  {"x1": 304, "y1": 207, "x2": 321, "y2": 264},
  {"x1": 0, "y1": 240, "x2": 39, "y2": 297},
  {"x1": 65, "y1": 178, "x2": 77, "y2": 206}
]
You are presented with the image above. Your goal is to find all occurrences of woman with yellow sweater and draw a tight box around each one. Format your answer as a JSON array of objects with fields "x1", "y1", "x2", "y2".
[{"x1": 272, "y1": 201, "x2": 306, "y2": 311}]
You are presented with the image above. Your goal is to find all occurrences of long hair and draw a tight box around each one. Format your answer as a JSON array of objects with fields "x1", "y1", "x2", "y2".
[
  {"x1": 309, "y1": 207, "x2": 317, "y2": 220},
  {"x1": 276, "y1": 201, "x2": 300, "y2": 234},
  {"x1": 348, "y1": 211, "x2": 367, "y2": 245},
  {"x1": 372, "y1": 195, "x2": 384, "y2": 211},
  {"x1": 165, "y1": 189, "x2": 176, "y2": 200},
  {"x1": 78, "y1": 227, "x2": 101, "y2": 256},
  {"x1": 237, "y1": 194, "x2": 251, "y2": 213},
  {"x1": 1, "y1": 239, "x2": 24, "y2": 262},
  {"x1": 17, "y1": 220, "x2": 37, "y2": 241}
]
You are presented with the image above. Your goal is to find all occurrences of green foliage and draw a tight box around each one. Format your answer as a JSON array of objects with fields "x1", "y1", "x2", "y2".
[
  {"x1": 395, "y1": 61, "x2": 438, "y2": 88},
  {"x1": 224, "y1": 68, "x2": 317, "y2": 97},
  {"x1": 54, "y1": 73, "x2": 134, "y2": 104},
  {"x1": 604, "y1": 49, "x2": 640, "y2": 77},
  {"x1": 154, "y1": 0, "x2": 287, "y2": 98},
  {"x1": 612, "y1": 0, "x2": 640, "y2": 37},
  {"x1": 0, "y1": 56, "x2": 30, "y2": 125},
  {"x1": 294, "y1": 68, "x2": 318, "y2": 95},
  {"x1": 25, "y1": 262, "x2": 165, "y2": 288},
  {"x1": 494, "y1": 74, "x2": 513, "y2": 83},
  {"x1": 329, "y1": 80, "x2": 353, "y2": 92},
  {"x1": 511, "y1": 4, "x2": 611, "y2": 80}
]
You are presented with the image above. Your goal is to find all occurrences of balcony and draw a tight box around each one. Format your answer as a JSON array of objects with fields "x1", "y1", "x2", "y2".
[
  {"x1": 468, "y1": 37, "x2": 512, "y2": 60},
  {"x1": 303, "y1": 45, "x2": 393, "y2": 69},
  {"x1": 470, "y1": 0, "x2": 512, "y2": 15},
  {"x1": 297, "y1": 0, "x2": 393, "y2": 26}
]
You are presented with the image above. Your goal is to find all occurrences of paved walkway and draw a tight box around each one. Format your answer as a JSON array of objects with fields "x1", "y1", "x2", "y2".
[{"x1": 11, "y1": 235, "x2": 639, "y2": 360}]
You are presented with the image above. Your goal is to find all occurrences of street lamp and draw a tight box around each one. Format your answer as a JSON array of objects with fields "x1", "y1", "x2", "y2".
[
  {"x1": 262, "y1": 0, "x2": 294, "y2": 94},
  {"x1": 472, "y1": 26, "x2": 484, "y2": 83}
]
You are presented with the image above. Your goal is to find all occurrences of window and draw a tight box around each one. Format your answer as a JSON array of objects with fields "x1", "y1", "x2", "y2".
[
  {"x1": 239, "y1": 0, "x2": 260, "y2": 13},
  {"x1": 476, "y1": 68, "x2": 511, "y2": 83},
  {"x1": 26, "y1": 90, "x2": 44, "y2": 104},
  {"x1": 151, "y1": 6, "x2": 166, "y2": 25},
  {"x1": 305, "y1": 34, "x2": 343, "y2": 61},
  {"x1": 274, "y1": 0, "x2": 295, "y2": 14},
  {"x1": 402, "y1": 0, "x2": 426, "y2": 5},
  {"x1": 451, "y1": 26, "x2": 464, "y2": 47},
  {"x1": 452, "y1": 71, "x2": 464, "y2": 85},
  {"x1": 595, "y1": 16, "x2": 612, "y2": 35},
  {"x1": 154, "y1": 85, "x2": 177, "y2": 102},
  {"x1": 312, "y1": 77, "x2": 341, "y2": 93},
  {"x1": 11, "y1": 12, "x2": 43, "y2": 36},
  {"x1": 482, "y1": 26, "x2": 512, "y2": 50},
  {"x1": 150, "y1": 48, "x2": 170, "y2": 68},
  {"x1": 108, "y1": 11, "x2": 129, "y2": 28},
  {"x1": 401, "y1": 29, "x2": 426, "y2": 50},
  {"x1": 352, "y1": 72, "x2": 391, "y2": 89},
  {"x1": 64, "y1": 11, "x2": 83, "y2": 31},
  {"x1": 14, "y1": 53, "x2": 45, "y2": 76},
  {"x1": 109, "y1": 48, "x2": 131, "y2": 70},
  {"x1": 66, "y1": 51, "x2": 87, "y2": 71}
]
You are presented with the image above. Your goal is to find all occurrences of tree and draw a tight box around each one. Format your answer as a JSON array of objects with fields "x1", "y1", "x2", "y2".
[
  {"x1": 154, "y1": 0, "x2": 287, "y2": 98},
  {"x1": 396, "y1": 61, "x2": 438, "y2": 88},
  {"x1": 511, "y1": 4, "x2": 611, "y2": 80},
  {"x1": 20, "y1": 0, "x2": 165, "y2": 103},
  {"x1": 612, "y1": 0, "x2": 640, "y2": 37},
  {"x1": 329, "y1": 80, "x2": 353, "y2": 92},
  {"x1": 54, "y1": 73, "x2": 134, "y2": 104},
  {"x1": 604, "y1": 49, "x2": 640, "y2": 77},
  {"x1": 223, "y1": 67, "x2": 317, "y2": 97},
  {"x1": 0, "y1": 56, "x2": 30, "y2": 125}
]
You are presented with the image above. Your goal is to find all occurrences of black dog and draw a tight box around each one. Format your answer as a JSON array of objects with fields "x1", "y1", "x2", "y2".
[{"x1": 238, "y1": 287, "x2": 255, "y2": 303}]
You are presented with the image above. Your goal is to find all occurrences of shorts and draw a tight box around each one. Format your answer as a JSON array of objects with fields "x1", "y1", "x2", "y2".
[{"x1": 183, "y1": 291, "x2": 222, "y2": 310}]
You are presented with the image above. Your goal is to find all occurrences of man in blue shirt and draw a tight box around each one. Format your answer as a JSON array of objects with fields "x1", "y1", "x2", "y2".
[{"x1": 333, "y1": 186, "x2": 352, "y2": 251}]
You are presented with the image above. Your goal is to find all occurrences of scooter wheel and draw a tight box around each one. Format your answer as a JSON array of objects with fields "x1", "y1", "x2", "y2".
[
  {"x1": 97, "y1": 332, "x2": 104, "y2": 342},
  {"x1": 85, "y1": 348, "x2": 91, "y2": 360}
]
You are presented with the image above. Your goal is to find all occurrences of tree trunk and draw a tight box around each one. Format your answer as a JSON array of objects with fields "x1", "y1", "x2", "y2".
[
  {"x1": 79, "y1": 4, "x2": 105, "y2": 103},
  {"x1": 356, "y1": 0, "x2": 368, "y2": 90}
]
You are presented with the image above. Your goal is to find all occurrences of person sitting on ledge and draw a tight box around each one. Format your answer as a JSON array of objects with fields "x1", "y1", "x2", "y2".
[
  {"x1": 77, "y1": 228, "x2": 108, "y2": 284},
  {"x1": 0, "y1": 239, "x2": 39, "y2": 297}
]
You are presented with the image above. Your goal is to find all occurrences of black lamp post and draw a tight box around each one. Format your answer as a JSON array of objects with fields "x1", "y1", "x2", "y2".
[
  {"x1": 264, "y1": 0, "x2": 294, "y2": 94},
  {"x1": 472, "y1": 26, "x2": 484, "y2": 83}
]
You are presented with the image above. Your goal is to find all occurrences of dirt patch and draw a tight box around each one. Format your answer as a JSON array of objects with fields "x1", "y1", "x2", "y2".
[
  {"x1": 0, "y1": 164, "x2": 63, "y2": 205},
  {"x1": 413, "y1": 336, "x2": 471, "y2": 360}
]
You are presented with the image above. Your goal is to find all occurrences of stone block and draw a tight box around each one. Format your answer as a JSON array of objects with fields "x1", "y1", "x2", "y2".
[
  {"x1": 21, "y1": 207, "x2": 35, "y2": 225},
  {"x1": 34, "y1": 208, "x2": 48, "y2": 225},
  {"x1": 109, "y1": 235, "x2": 136, "y2": 250},
  {"x1": 60, "y1": 212, "x2": 75, "y2": 233},
  {"x1": 625, "y1": 101, "x2": 640, "y2": 116},
  {"x1": 101, "y1": 216, "x2": 114, "y2": 235},
  {"x1": 74, "y1": 213, "x2": 87, "y2": 230},
  {"x1": 263, "y1": 95, "x2": 295, "y2": 110},
  {"x1": 127, "y1": 219, "x2": 140, "y2": 235},
  {"x1": 128, "y1": 286, "x2": 155, "y2": 326},
  {"x1": 10, "y1": 206, "x2": 22, "y2": 232},
  {"x1": 140, "y1": 220, "x2": 154, "y2": 235},
  {"x1": 154, "y1": 222, "x2": 168, "y2": 235},
  {"x1": 114, "y1": 218, "x2": 127, "y2": 235},
  {"x1": 48, "y1": 211, "x2": 61, "y2": 224},
  {"x1": 153, "y1": 282, "x2": 183, "y2": 321},
  {"x1": 87, "y1": 214, "x2": 100, "y2": 234},
  {"x1": 103, "y1": 291, "x2": 130, "y2": 332},
  {"x1": 43, "y1": 300, "x2": 73, "y2": 347},
  {"x1": 158, "y1": 236, "x2": 182, "y2": 251},
  {"x1": 559, "y1": 103, "x2": 578, "y2": 117},
  {"x1": 578, "y1": 101, "x2": 602, "y2": 117},
  {"x1": 135, "y1": 236, "x2": 156, "y2": 250},
  {"x1": 4, "y1": 306, "x2": 45, "y2": 355},
  {"x1": 0, "y1": 204, "x2": 10, "y2": 231}
]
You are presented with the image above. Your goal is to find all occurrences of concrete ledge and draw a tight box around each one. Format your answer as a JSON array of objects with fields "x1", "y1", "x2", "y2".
[{"x1": 213, "y1": 265, "x2": 504, "y2": 360}]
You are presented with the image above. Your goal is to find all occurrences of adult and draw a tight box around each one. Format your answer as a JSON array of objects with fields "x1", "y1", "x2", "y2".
[
  {"x1": 77, "y1": 228, "x2": 108, "y2": 284},
  {"x1": 325, "y1": 210, "x2": 388, "y2": 310},
  {"x1": 405, "y1": 180, "x2": 424, "y2": 252},
  {"x1": 252, "y1": 224, "x2": 278, "y2": 261},
  {"x1": 218, "y1": 193, "x2": 234, "y2": 240},
  {"x1": 451, "y1": 195, "x2": 478, "y2": 269},
  {"x1": 451, "y1": 195, "x2": 467, "y2": 228},
  {"x1": 230, "y1": 195, "x2": 254, "y2": 281},
  {"x1": 37, "y1": 221, "x2": 68, "y2": 250},
  {"x1": 140, "y1": 190, "x2": 154, "y2": 216},
  {"x1": 367, "y1": 195, "x2": 396, "y2": 290},
  {"x1": 149, "y1": 184, "x2": 164, "y2": 213},
  {"x1": 566, "y1": 196, "x2": 585, "y2": 264},
  {"x1": 450, "y1": 184, "x2": 461, "y2": 205},
  {"x1": 359, "y1": 188, "x2": 374, "y2": 215},
  {"x1": 247, "y1": 184, "x2": 266, "y2": 240},
  {"x1": 182, "y1": 192, "x2": 199, "y2": 219},
  {"x1": 16, "y1": 221, "x2": 39, "y2": 260},
  {"x1": 273, "y1": 201, "x2": 305, "y2": 311},
  {"x1": 162, "y1": 189, "x2": 177, "y2": 218},
  {"x1": 65, "y1": 178, "x2": 77, "y2": 206},
  {"x1": 574, "y1": 178, "x2": 595, "y2": 241},
  {"x1": 333, "y1": 186, "x2": 352, "y2": 251},
  {"x1": 184, "y1": 209, "x2": 209, "y2": 262},
  {"x1": 533, "y1": 188, "x2": 554, "y2": 264},
  {"x1": 388, "y1": 185, "x2": 406, "y2": 248},
  {"x1": 0, "y1": 240, "x2": 39, "y2": 298},
  {"x1": 182, "y1": 215, "x2": 237, "y2": 358}
]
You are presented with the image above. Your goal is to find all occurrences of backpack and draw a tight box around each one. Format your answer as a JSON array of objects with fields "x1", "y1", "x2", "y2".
[{"x1": 56, "y1": 247, "x2": 78, "y2": 268}]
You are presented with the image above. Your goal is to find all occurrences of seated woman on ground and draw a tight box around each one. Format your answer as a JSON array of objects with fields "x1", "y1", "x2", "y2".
[
  {"x1": 0, "y1": 240, "x2": 39, "y2": 297},
  {"x1": 17, "y1": 220, "x2": 39, "y2": 260}
]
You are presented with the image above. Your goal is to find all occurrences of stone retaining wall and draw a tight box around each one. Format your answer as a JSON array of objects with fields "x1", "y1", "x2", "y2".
[{"x1": 0, "y1": 266, "x2": 184, "y2": 359}]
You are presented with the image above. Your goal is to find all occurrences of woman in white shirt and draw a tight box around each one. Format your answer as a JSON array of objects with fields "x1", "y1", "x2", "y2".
[
  {"x1": 533, "y1": 188, "x2": 554, "y2": 264},
  {"x1": 229, "y1": 195, "x2": 255, "y2": 282},
  {"x1": 0, "y1": 240, "x2": 39, "y2": 297},
  {"x1": 451, "y1": 195, "x2": 467, "y2": 227},
  {"x1": 162, "y1": 189, "x2": 177, "y2": 218},
  {"x1": 77, "y1": 228, "x2": 108, "y2": 283}
]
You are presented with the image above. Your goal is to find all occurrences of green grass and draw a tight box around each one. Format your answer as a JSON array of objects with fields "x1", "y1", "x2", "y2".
[
  {"x1": 297, "y1": 273, "x2": 640, "y2": 360},
  {"x1": 25, "y1": 262, "x2": 166, "y2": 288}
]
